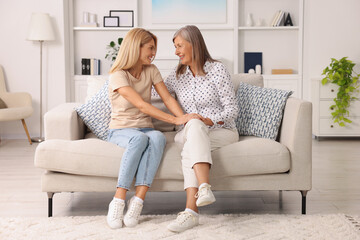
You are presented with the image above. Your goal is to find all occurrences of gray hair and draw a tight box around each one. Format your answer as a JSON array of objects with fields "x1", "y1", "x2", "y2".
[{"x1": 173, "y1": 25, "x2": 216, "y2": 78}]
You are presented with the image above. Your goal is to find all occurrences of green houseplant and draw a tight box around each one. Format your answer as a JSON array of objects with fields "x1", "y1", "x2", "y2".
[
  {"x1": 105, "y1": 37, "x2": 123, "y2": 63},
  {"x1": 321, "y1": 57, "x2": 360, "y2": 126}
]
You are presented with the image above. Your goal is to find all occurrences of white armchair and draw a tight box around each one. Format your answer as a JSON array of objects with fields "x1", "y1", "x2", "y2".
[{"x1": 0, "y1": 65, "x2": 33, "y2": 144}]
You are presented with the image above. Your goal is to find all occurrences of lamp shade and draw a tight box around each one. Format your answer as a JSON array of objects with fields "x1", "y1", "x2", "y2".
[{"x1": 27, "y1": 13, "x2": 55, "y2": 41}]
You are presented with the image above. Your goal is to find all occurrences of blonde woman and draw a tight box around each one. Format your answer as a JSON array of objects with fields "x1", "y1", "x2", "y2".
[
  {"x1": 106, "y1": 28, "x2": 201, "y2": 229},
  {"x1": 165, "y1": 25, "x2": 239, "y2": 232}
]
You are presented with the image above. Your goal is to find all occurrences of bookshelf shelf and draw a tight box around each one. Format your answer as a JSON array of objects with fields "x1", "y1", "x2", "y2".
[
  {"x1": 65, "y1": 0, "x2": 304, "y2": 102},
  {"x1": 73, "y1": 27, "x2": 133, "y2": 31},
  {"x1": 238, "y1": 26, "x2": 299, "y2": 30}
]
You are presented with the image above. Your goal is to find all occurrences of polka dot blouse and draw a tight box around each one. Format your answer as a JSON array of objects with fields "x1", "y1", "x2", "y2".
[{"x1": 164, "y1": 61, "x2": 238, "y2": 129}]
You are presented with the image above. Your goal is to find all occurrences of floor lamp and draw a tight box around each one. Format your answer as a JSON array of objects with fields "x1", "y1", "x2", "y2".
[{"x1": 27, "y1": 13, "x2": 55, "y2": 142}]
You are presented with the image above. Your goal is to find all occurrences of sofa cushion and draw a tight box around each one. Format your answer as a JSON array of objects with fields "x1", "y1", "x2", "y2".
[
  {"x1": 0, "y1": 97, "x2": 7, "y2": 109},
  {"x1": 75, "y1": 81, "x2": 111, "y2": 141},
  {"x1": 34, "y1": 133, "x2": 290, "y2": 180},
  {"x1": 211, "y1": 136, "x2": 290, "y2": 178},
  {"x1": 235, "y1": 82, "x2": 293, "y2": 140}
]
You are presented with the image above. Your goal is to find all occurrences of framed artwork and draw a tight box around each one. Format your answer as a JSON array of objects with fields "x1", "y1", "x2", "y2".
[
  {"x1": 103, "y1": 16, "x2": 119, "y2": 27},
  {"x1": 152, "y1": 0, "x2": 226, "y2": 24},
  {"x1": 110, "y1": 10, "x2": 134, "y2": 27}
]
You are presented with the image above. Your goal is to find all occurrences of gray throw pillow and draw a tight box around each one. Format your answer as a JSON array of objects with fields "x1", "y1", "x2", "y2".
[{"x1": 235, "y1": 82, "x2": 293, "y2": 140}]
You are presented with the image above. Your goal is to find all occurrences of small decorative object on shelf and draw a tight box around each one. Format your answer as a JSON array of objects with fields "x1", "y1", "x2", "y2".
[
  {"x1": 248, "y1": 69, "x2": 255, "y2": 74},
  {"x1": 244, "y1": 52, "x2": 262, "y2": 74},
  {"x1": 245, "y1": 13, "x2": 254, "y2": 27},
  {"x1": 103, "y1": 10, "x2": 134, "y2": 27},
  {"x1": 103, "y1": 16, "x2": 119, "y2": 27},
  {"x1": 321, "y1": 57, "x2": 360, "y2": 126},
  {"x1": 80, "y1": 12, "x2": 98, "y2": 27},
  {"x1": 272, "y1": 69, "x2": 293, "y2": 74},
  {"x1": 255, "y1": 18, "x2": 264, "y2": 27},
  {"x1": 110, "y1": 10, "x2": 134, "y2": 27},
  {"x1": 284, "y1": 13, "x2": 293, "y2": 26},
  {"x1": 255, "y1": 65, "x2": 262, "y2": 74},
  {"x1": 105, "y1": 37, "x2": 123, "y2": 63},
  {"x1": 271, "y1": 10, "x2": 286, "y2": 27},
  {"x1": 81, "y1": 58, "x2": 101, "y2": 75}
]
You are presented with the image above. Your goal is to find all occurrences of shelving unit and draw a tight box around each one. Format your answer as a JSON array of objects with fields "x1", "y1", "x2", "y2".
[{"x1": 65, "y1": 0, "x2": 304, "y2": 102}]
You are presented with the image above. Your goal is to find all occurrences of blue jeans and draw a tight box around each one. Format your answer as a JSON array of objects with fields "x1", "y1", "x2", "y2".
[{"x1": 107, "y1": 128, "x2": 166, "y2": 190}]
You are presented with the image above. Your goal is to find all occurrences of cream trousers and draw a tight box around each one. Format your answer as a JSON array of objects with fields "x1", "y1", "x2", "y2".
[{"x1": 174, "y1": 119, "x2": 239, "y2": 189}]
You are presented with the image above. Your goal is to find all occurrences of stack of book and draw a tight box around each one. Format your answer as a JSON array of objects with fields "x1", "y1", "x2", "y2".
[
  {"x1": 81, "y1": 58, "x2": 101, "y2": 75},
  {"x1": 270, "y1": 10, "x2": 286, "y2": 27}
]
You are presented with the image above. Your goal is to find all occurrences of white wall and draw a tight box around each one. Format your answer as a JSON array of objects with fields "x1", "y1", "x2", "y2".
[
  {"x1": 1, "y1": 0, "x2": 360, "y2": 139},
  {"x1": 303, "y1": 0, "x2": 360, "y2": 100},
  {"x1": 0, "y1": 0, "x2": 66, "y2": 139}
]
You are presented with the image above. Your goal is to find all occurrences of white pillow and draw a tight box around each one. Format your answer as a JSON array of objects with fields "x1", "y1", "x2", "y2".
[{"x1": 85, "y1": 76, "x2": 108, "y2": 102}]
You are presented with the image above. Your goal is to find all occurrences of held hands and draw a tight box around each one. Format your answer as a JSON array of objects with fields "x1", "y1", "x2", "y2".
[
  {"x1": 202, "y1": 118, "x2": 214, "y2": 126},
  {"x1": 201, "y1": 118, "x2": 223, "y2": 126},
  {"x1": 174, "y1": 113, "x2": 224, "y2": 126},
  {"x1": 174, "y1": 113, "x2": 203, "y2": 125}
]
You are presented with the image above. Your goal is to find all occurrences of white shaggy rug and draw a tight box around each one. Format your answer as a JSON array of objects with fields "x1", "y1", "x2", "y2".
[{"x1": 1, "y1": 214, "x2": 359, "y2": 240}]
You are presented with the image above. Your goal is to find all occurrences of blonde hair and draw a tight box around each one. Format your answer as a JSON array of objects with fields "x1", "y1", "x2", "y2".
[
  {"x1": 173, "y1": 25, "x2": 216, "y2": 78},
  {"x1": 109, "y1": 28, "x2": 157, "y2": 73}
]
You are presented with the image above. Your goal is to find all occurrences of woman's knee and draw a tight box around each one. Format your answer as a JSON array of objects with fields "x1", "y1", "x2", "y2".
[
  {"x1": 129, "y1": 132, "x2": 149, "y2": 147},
  {"x1": 147, "y1": 130, "x2": 166, "y2": 148},
  {"x1": 187, "y1": 119, "x2": 204, "y2": 127},
  {"x1": 184, "y1": 119, "x2": 207, "y2": 133}
]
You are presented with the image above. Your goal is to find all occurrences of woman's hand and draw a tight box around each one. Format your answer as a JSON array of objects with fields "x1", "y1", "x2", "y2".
[
  {"x1": 202, "y1": 118, "x2": 214, "y2": 126},
  {"x1": 174, "y1": 113, "x2": 203, "y2": 125}
]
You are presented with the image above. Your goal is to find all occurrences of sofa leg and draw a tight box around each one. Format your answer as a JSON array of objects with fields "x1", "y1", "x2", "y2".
[
  {"x1": 47, "y1": 192, "x2": 55, "y2": 217},
  {"x1": 278, "y1": 190, "x2": 283, "y2": 210},
  {"x1": 300, "y1": 191, "x2": 308, "y2": 215}
]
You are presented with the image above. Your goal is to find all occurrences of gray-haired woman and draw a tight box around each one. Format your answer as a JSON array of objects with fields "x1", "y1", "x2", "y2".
[{"x1": 165, "y1": 25, "x2": 239, "y2": 233}]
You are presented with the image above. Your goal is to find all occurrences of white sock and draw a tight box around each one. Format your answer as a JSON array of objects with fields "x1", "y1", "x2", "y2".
[
  {"x1": 185, "y1": 208, "x2": 199, "y2": 217},
  {"x1": 113, "y1": 197, "x2": 125, "y2": 203},
  {"x1": 133, "y1": 196, "x2": 144, "y2": 204},
  {"x1": 199, "y1": 183, "x2": 209, "y2": 189}
]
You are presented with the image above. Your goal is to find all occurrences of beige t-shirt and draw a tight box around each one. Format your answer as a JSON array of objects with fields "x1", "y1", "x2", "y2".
[{"x1": 108, "y1": 64, "x2": 163, "y2": 129}]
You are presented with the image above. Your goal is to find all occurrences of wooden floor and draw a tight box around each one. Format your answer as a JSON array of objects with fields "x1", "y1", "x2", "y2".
[{"x1": 0, "y1": 138, "x2": 359, "y2": 217}]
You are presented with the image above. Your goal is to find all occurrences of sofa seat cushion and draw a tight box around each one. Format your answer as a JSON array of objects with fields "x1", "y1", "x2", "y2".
[
  {"x1": 35, "y1": 132, "x2": 183, "y2": 180},
  {"x1": 35, "y1": 133, "x2": 290, "y2": 180},
  {"x1": 210, "y1": 136, "x2": 290, "y2": 178}
]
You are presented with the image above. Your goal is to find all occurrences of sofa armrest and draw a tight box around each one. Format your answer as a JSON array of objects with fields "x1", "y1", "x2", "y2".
[
  {"x1": 44, "y1": 103, "x2": 85, "y2": 140},
  {"x1": 278, "y1": 97, "x2": 312, "y2": 190}
]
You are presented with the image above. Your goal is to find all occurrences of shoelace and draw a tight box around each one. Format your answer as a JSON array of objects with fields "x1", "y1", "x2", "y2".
[
  {"x1": 194, "y1": 184, "x2": 211, "y2": 199},
  {"x1": 112, "y1": 201, "x2": 124, "y2": 219},
  {"x1": 127, "y1": 200, "x2": 143, "y2": 219},
  {"x1": 176, "y1": 211, "x2": 195, "y2": 224}
]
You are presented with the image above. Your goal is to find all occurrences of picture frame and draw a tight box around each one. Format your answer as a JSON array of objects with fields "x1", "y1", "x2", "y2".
[
  {"x1": 103, "y1": 16, "x2": 119, "y2": 27},
  {"x1": 110, "y1": 10, "x2": 134, "y2": 27}
]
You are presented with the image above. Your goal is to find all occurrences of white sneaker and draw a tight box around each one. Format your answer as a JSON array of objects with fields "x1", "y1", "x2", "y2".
[
  {"x1": 195, "y1": 183, "x2": 216, "y2": 207},
  {"x1": 123, "y1": 197, "x2": 143, "y2": 227},
  {"x1": 107, "y1": 198, "x2": 125, "y2": 229},
  {"x1": 167, "y1": 211, "x2": 199, "y2": 233}
]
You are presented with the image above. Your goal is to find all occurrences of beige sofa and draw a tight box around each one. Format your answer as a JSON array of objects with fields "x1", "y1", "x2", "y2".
[{"x1": 34, "y1": 74, "x2": 312, "y2": 217}]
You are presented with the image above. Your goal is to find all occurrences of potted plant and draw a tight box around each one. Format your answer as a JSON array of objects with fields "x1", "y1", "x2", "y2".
[
  {"x1": 105, "y1": 37, "x2": 123, "y2": 63},
  {"x1": 321, "y1": 57, "x2": 360, "y2": 126}
]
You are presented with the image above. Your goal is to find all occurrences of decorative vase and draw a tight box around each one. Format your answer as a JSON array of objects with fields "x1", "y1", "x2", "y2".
[
  {"x1": 255, "y1": 65, "x2": 262, "y2": 74},
  {"x1": 246, "y1": 13, "x2": 253, "y2": 27}
]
